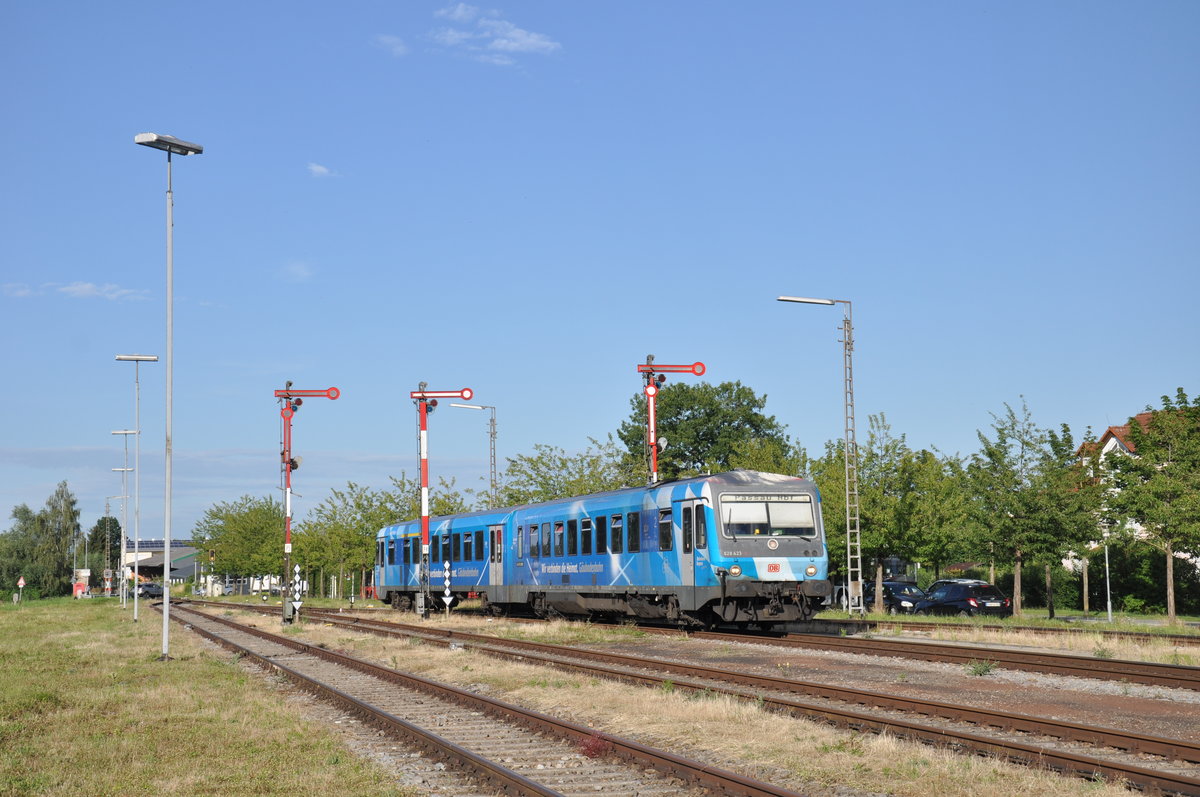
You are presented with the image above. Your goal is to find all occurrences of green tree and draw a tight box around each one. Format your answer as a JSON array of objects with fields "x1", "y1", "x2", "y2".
[
  {"x1": 857, "y1": 414, "x2": 914, "y2": 610},
  {"x1": 36, "y1": 482, "x2": 80, "y2": 596},
  {"x1": 967, "y1": 400, "x2": 1056, "y2": 614},
  {"x1": 499, "y1": 437, "x2": 640, "y2": 505},
  {"x1": 1104, "y1": 388, "x2": 1200, "y2": 624},
  {"x1": 87, "y1": 515, "x2": 122, "y2": 575},
  {"x1": 617, "y1": 381, "x2": 790, "y2": 480},
  {"x1": 906, "y1": 451, "x2": 974, "y2": 580},
  {"x1": 190, "y1": 495, "x2": 284, "y2": 578}
]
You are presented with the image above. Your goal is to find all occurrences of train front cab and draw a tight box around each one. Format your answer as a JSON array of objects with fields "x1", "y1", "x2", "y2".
[{"x1": 697, "y1": 482, "x2": 831, "y2": 626}]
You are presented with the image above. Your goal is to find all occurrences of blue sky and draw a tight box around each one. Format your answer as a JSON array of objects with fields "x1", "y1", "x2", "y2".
[{"x1": 2, "y1": 2, "x2": 1197, "y2": 542}]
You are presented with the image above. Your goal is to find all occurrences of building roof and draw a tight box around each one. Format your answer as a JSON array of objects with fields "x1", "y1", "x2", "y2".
[{"x1": 1097, "y1": 412, "x2": 1153, "y2": 455}]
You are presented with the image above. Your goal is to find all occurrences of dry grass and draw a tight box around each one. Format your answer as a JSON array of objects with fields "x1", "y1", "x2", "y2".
[
  {"x1": 0, "y1": 599, "x2": 415, "y2": 796},
  {"x1": 278, "y1": 611, "x2": 1140, "y2": 797}
]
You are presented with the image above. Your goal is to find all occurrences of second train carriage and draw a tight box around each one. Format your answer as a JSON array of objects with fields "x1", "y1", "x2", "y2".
[{"x1": 374, "y1": 470, "x2": 831, "y2": 627}]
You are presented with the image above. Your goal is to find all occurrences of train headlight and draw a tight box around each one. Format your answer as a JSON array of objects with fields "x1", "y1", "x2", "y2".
[
  {"x1": 729, "y1": 564, "x2": 742, "y2": 577},
  {"x1": 805, "y1": 565, "x2": 817, "y2": 577}
]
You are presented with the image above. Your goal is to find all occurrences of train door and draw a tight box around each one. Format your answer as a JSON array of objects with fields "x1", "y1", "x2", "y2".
[
  {"x1": 675, "y1": 499, "x2": 700, "y2": 588},
  {"x1": 488, "y1": 524, "x2": 504, "y2": 588}
]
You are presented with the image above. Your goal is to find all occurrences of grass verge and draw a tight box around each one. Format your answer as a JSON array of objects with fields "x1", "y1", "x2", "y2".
[{"x1": 0, "y1": 598, "x2": 414, "y2": 796}]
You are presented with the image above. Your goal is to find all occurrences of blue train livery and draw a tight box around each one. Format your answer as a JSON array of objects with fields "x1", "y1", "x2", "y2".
[{"x1": 374, "y1": 470, "x2": 831, "y2": 627}]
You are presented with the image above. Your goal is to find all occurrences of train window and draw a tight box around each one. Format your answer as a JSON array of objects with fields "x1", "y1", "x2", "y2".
[
  {"x1": 452, "y1": 533, "x2": 462, "y2": 562},
  {"x1": 682, "y1": 506, "x2": 693, "y2": 554},
  {"x1": 627, "y1": 512, "x2": 640, "y2": 552},
  {"x1": 553, "y1": 522, "x2": 564, "y2": 556},
  {"x1": 409, "y1": 538, "x2": 417, "y2": 566},
  {"x1": 610, "y1": 515, "x2": 623, "y2": 554},
  {"x1": 542, "y1": 523, "x2": 552, "y2": 558},
  {"x1": 595, "y1": 515, "x2": 607, "y2": 554},
  {"x1": 443, "y1": 535, "x2": 452, "y2": 565},
  {"x1": 529, "y1": 525, "x2": 539, "y2": 558},
  {"x1": 581, "y1": 518, "x2": 593, "y2": 555},
  {"x1": 430, "y1": 534, "x2": 439, "y2": 563},
  {"x1": 462, "y1": 533, "x2": 472, "y2": 562},
  {"x1": 721, "y1": 495, "x2": 817, "y2": 538},
  {"x1": 696, "y1": 505, "x2": 707, "y2": 549},
  {"x1": 387, "y1": 539, "x2": 396, "y2": 566},
  {"x1": 567, "y1": 519, "x2": 578, "y2": 556},
  {"x1": 658, "y1": 509, "x2": 673, "y2": 551},
  {"x1": 476, "y1": 530, "x2": 485, "y2": 561}
]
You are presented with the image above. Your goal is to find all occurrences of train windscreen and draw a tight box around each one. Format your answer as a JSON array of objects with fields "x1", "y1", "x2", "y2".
[{"x1": 721, "y1": 494, "x2": 817, "y2": 539}]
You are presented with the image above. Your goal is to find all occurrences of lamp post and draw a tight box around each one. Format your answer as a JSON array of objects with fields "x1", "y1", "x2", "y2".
[
  {"x1": 116, "y1": 355, "x2": 157, "y2": 622},
  {"x1": 136, "y1": 129, "x2": 202, "y2": 661},
  {"x1": 777, "y1": 295, "x2": 864, "y2": 615},
  {"x1": 111, "y1": 430, "x2": 134, "y2": 607},
  {"x1": 450, "y1": 402, "x2": 498, "y2": 507}
]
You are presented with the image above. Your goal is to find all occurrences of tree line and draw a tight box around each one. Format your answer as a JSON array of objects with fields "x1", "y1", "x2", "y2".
[{"x1": 5, "y1": 384, "x2": 1198, "y2": 619}]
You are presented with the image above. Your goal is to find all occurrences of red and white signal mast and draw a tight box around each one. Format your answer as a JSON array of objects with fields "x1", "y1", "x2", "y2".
[
  {"x1": 636, "y1": 356, "x2": 705, "y2": 484},
  {"x1": 410, "y1": 383, "x2": 474, "y2": 616},
  {"x1": 274, "y1": 382, "x2": 340, "y2": 623}
]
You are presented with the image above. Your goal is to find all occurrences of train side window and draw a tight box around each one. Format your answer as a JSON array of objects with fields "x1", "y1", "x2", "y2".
[
  {"x1": 462, "y1": 533, "x2": 472, "y2": 562},
  {"x1": 453, "y1": 532, "x2": 462, "y2": 562},
  {"x1": 696, "y1": 505, "x2": 707, "y2": 549},
  {"x1": 567, "y1": 519, "x2": 578, "y2": 556},
  {"x1": 553, "y1": 522, "x2": 564, "y2": 556},
  {"x1": 682, "y1": 506, "x2": 693, "y2": 553},
  {"x1": 387, "y1": 539, "x2": 396, "y2": 566},
  {"x1": 596, "y1": 515, "x2": 608, "y2": 554},
  {"x1": 476, "y1": 530, "x2": 485, "y2": 561},
  {"x1": 610, "y1": 514, "x2": 623, "y2": 554},
  {"x1": 443, "y1": 535, "x2": 452, "y2": 565},
  {"x1": 627, "y1": 512, "x2": 640, "y2": 552},
  {"x1": 529, "y1": 525, "x2": 539, "y2": 558},
  {"x1": 581, "y1": 518, "x2": 593, "y2": 555},
  {"x1": 541, "y1": 523, "x2": 552, "y2": 558},
  {"x1": 658, "y1": 509, "x2": 673, "y2": 551}
]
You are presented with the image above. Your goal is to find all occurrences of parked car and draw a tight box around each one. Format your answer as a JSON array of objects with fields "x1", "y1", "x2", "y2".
[
  {"x1": 913, "y1": 581, "x2": 1012, "y2": 618},
  {"x1": 137, "y1": 582, "x2": 164, "y2": 598},
  {"x1": 863, "y1": 581, "x2": 926, "y2": 614}
]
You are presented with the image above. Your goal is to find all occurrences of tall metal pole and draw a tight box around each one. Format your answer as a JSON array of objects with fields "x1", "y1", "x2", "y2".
[
  {"x1": 272, "y1": 384, "x2": 340, "y2": 623},
  {"x1": 450, "y1": 403, "x2": 499, "y2": 507},
  {"x1": 134, "y1": 359, "x2": 147, "y2": 621},
  {"x1": 161, "y1": 150, "x2": 175, "y2": 659},
  {"x1": 411, "y1": 385, "x2": 474, "y2": 616},
  {"x1": 837, "y1": 300, "x2": 864, "y2": 616},
  {"x1": 635, "y1": 357, "x2": 705, "y2": 484},
  {"x1": 135, "y1": 132, "x2": 201, "y2": 657},
  {"x1": 777, "y1": 296, "x2": 864, "y2": 615}
]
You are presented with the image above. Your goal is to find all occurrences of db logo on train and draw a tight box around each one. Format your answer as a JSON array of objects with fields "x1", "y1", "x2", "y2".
[{"x1": 767, "y1": 564, "x2": 781, "y2": 573}]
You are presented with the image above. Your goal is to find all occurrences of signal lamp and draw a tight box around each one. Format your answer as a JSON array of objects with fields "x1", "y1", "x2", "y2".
[
  {"x1": 657, "y1": 436, "x2": 668, "y2": 453},
  {"x1": 289, "y1": 456, "x2": 303, "y2": 471},
  {"x1": 656, "y1": 373, "x2": 666, "y2": 385}
]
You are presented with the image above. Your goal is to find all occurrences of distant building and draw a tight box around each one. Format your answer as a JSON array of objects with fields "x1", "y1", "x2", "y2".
[{"x1": 123, "y1": 538, "x2": 198, "y2": 584}]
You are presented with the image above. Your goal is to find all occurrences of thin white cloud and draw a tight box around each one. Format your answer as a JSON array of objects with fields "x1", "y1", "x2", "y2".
[
  {"x1": 435, "y1": 3, "x2": 480, "y2": 23},
  {"x1": 279, "y1": 262, "x2": 315, "y2": 283},
  {"x1": 429, "y1": 6, "x2": 560, "y2": 65},
  {"x1": 56, "y1": 282, "x2": 149, "y2": 301},
  {"x1": 479, "y1": 18, "x2": 560, "y2": 54},
  {"x1": 375, "y1": 34, "x2": 409, "y2": 57},
  {"x1": 307, "y1": 162, "x2": 337, "y2": 178},
  {"x1": 3, "y1": 283, "x2": 35, "y2": 298}
]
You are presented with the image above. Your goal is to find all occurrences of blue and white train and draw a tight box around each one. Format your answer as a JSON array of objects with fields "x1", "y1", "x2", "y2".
[{"x1": 374, "y1": 470, "x2": 831, "y2": 627}]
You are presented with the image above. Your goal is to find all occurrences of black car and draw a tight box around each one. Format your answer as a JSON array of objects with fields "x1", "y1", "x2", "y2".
[
  {"x1": 863, "y1": 581, "x2": 926, "y2": 614},
  {"x1": 137, "y1": 582, "x2": 164, "y2": 598},
  {"x1": 913, "y1": 581, "x2": 1012, "y2": 618}
]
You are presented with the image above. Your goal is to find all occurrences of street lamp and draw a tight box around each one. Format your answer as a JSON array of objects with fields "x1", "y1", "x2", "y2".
[
  {"x1": 136, "y1": 126, "x2": 203, "y2": 662},
  {"x1": 450, "y1": 402, "x2": 498, "y2": 507},
  {"x1": 777, "y1": 295, "x2": 864, "y2": 615},
  {"x1": 111, "y1": 430, "x2": 134, "y2": 608},
  {"x1": 116, "y1": 355, "x2": 156, "y2": 622}
]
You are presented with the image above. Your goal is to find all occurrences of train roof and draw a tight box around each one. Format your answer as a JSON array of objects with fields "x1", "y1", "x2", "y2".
[{"x1": 377, "y1": 470, "x2": 815, "y2": 534}]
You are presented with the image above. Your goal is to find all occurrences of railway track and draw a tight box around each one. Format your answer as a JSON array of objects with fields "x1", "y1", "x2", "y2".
[
  {"x1": 167, "y1": 604, "x2": 803, "y2": 797},
  {"x1": 813, "y1": 617, "x2": 1200, "y2": 647},
  {"x1": 188, "y1": 602, "x2": 1200, "y2": 795}
]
